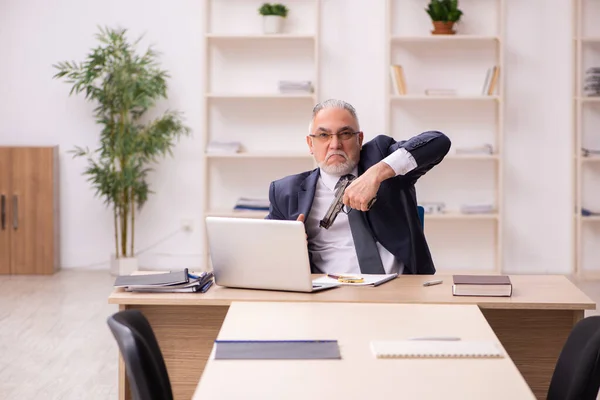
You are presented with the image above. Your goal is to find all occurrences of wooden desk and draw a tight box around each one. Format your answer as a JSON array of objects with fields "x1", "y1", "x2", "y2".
[
  {"x1": 193, "y1": 302, "x2": 536, "y2": 399},
  {"x1": 108, "y1": 274, "x2": 596, "y2": 400}
]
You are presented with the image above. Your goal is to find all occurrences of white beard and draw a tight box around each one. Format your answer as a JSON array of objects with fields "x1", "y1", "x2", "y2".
[{"x1": 318, "y1": 151, "x2": 357, "y2": 176}]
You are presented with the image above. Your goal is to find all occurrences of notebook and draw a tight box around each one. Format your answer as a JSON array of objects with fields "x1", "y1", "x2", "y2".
[
  {"x1": 370, "y1": 340, "x2": 504, "y2": 359},
  {"x1": 452, "y1": 275, "x2": 512, "y2": 297},
  {"x1": 214, "y1": 340, "x2": 341, "y2": 360}
]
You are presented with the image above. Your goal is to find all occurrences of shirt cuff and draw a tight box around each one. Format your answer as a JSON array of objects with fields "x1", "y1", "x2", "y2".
[{"x1": 382, "y1": 148, "x2": 417, "y2": 176}]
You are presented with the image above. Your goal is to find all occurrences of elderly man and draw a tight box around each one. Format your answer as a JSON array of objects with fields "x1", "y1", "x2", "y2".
[{"x1": 266, "y1": 99, "x2": 451, "y2": 275}]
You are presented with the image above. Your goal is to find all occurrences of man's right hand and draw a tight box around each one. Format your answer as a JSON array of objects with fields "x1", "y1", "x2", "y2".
[{"x1": 297, "y1": 214, "x2": 307, "y2": 240}]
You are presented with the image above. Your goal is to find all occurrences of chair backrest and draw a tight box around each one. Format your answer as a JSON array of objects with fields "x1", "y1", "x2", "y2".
[
  {"x1": 107, "y1": 310, "x2": 173, "y2": 400},
  {"x1": 417, "y1": 205, "x2": 425, "y2": 228},
  {"x1": 547, "y1": 315, "x2": 600, "y2": 400}
]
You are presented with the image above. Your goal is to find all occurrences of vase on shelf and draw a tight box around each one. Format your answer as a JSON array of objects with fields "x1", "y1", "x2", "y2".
[
  {"x1": 431, "y1": 21, "x2": 456, "y2": 35},
  {"x1": 263, "y1": 15, "x2": 284, "y2": 34}
]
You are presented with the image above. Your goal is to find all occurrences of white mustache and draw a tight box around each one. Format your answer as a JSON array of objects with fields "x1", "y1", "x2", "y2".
[{"x1": 325, "y1": 150, "x2": 348, "y2": 161}]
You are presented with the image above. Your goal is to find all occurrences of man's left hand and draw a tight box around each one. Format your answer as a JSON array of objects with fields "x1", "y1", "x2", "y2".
[{"x1": 343, "y1": 162, "x2": 395, "y2": 211}]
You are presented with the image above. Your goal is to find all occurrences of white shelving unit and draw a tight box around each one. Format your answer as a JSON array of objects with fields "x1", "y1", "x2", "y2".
[
  {"x1": 573, "y1": 0, "x2": 600, "y2": 279},
  {"x1": 202, "y1": 0, "x2": 321, "y2": 268},
  {"x1": 385, "y1": 0, "x2": 505, "y2": 273}
]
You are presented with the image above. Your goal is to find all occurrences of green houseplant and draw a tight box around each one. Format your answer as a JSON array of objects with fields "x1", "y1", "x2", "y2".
[
  {"x1": 258, "y1": 3, "x2": 289, "y2": 34},
  {"x1": 425, "y1": 0, "x2": 463, "y2": 35},
  {"x1": 53, "y1": 26, "x2": 190, "y2": 275}
]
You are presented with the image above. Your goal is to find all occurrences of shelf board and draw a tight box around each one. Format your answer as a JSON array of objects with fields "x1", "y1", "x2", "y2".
[
  {"x1": 579, "y1": 215, "x2": 600, "y2": 222},
  {"x1": 578, "y1": 37, "x2": 600, "y2": 43},
  {"x1": 206, "y1": 210, "x2": 268, "y2": 219},
  {"x1": 425, "y1": 212, "x2": 499, "y2": 220},
  {"x1": 578, "y1": 96, "x2": 600, "y2": 103},
  {"x1": 391, "y1": 95, "x2": 499, "y2": 101},
  {"x1": 206, "y1": 152, "x2": 312, "y2": 159},
  {"x1": 445, "y1": 154, "x2": 500, "y2": 160},
  {"x1": 206, "y1": 33, "x2": 315, "y2": 40},
  {"x1": 207, "y1": 93, "x2": 315, "y2": 100},
  {"x1": 391, "y1": 35, "x2": 499, "y2": 43},
  {"x1": 582, "y1": 156, "x2": 600, "y2": 163}
]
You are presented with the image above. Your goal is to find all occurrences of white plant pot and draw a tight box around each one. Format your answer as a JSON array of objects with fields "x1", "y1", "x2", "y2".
[
  {"x1": 110, "y1": 255, "x2": 139, "y2": 276},
  {"x1": 263, "y1": 15, "x2": 284, "y2": 34}
]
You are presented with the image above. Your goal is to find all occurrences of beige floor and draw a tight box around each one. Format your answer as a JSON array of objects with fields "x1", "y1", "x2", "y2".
[{"x1": 0, "y1": 269, "x2": 598, "y2": 400}]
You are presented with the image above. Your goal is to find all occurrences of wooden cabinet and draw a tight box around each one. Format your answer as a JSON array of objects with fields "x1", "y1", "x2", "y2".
[{"x1": 0, "y1": 146, "x2": 59, "y2": 274}]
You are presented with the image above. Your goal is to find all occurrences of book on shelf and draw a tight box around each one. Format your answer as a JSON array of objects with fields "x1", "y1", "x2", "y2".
[
  {"x1": 390, "y1": 65, "x2": 407, "y2": 95},
  {"x1": 452, "y1": 275, "x2": 512, "y2": 297},
  {"x1": 482, "y1": 66, "x2": 500, "y2": 95}
]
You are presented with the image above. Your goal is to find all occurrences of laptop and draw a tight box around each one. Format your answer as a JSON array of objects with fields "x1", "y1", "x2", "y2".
[{"x1": 205, "y1": 216, "x2": 341, "y2": 293}]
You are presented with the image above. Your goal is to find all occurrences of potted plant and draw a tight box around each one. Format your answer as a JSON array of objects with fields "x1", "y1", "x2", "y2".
[
  {"x1": 425, "y1": 0, "x2": 463, "y2": 35},
  {"x1": 53, "y1": 26, "x2": 191, "y2": 276},
  {"x1": 258, "y1": 3, "x2": 289, "y2": 34}
]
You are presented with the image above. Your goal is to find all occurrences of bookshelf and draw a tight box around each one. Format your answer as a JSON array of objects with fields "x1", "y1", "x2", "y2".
[
  {"x1": 202, "y1": 0, "x2": 321, "y2": 268},
  {"x1": 385, "y1": 0, "x2": 505, "y2": 273},
  {"x1": 573, "y1": 0, "x2": 600, "y2": 279}
]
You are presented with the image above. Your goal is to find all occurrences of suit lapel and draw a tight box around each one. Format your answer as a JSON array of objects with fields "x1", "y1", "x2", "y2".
[{"x1": 297, "y1": 169, "x2": 319, "y2": 218}]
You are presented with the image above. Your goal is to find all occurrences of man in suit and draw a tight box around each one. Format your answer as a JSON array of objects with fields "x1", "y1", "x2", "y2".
[{"x1": 266, "y1": 99, "x2": 451, "y2": 275}]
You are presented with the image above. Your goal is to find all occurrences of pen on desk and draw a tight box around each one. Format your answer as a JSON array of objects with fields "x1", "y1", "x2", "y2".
[{"x1": 423, "y1": 279, "x2": 443, "y2": 287}]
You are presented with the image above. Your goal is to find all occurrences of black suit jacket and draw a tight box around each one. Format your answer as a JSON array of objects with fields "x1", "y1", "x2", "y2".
[{"x1": 266, "y1": 131, "x2": 451, "y2": 275}]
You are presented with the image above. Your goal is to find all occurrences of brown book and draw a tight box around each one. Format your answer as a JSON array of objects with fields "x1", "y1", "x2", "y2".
[{"x1": 452, "y1": 275, "x2": 512, "y2": 297}]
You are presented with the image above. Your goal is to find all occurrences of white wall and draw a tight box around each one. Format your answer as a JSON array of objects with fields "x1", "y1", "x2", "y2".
[{"x1": 0, "y1": 0, "x2": 576, "y2": 274}]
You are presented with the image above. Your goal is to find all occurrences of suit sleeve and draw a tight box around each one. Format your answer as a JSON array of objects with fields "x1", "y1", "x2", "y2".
[
  {"x1": 265, "y1": 181, "x2": 285, "y2": 220},
  {"x1": 385, "y1": 130, "x2": 451, "y2": 184}
]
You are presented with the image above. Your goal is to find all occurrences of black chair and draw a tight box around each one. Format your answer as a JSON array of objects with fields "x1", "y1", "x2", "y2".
[
  {"x1": 547, "y1": 315, "x2": 600, "y2": 400},
  {"x1": 107, "y1": 310, "x2": 173, "y2": 400}
]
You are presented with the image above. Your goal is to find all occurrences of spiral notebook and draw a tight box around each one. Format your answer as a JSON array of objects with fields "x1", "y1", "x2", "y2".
[{"x1": 370, "y1": 340, "x2": 503, "y2": 359}]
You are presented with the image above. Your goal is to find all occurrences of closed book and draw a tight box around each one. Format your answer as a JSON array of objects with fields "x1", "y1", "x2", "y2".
[{"x1": 452, "y1": 275, "x2": 512, "y2": 297}]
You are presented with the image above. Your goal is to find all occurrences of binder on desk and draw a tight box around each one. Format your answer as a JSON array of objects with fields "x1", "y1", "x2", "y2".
[
  {"x1": 114, "y1": 269, "x2": 214, "y2": 293},
  {"x1": 114, "y1": 269, "x2": 190, "y2": 287}
]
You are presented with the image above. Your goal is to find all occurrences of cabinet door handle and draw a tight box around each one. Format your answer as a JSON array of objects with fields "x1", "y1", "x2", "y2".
[
  {"x1": 1, "y1": 195, "x2": 5, "y2": 230},
  {"x1": 12, "y1": 195, "x2": 18, "y2": 230}
]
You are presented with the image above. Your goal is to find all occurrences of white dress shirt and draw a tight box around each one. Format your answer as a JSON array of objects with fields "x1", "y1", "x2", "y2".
[{"x1": 306, "y1": 148, "x2": 417, "y2": 275}]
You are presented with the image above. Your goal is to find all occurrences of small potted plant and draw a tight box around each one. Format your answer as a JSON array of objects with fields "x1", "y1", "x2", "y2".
[
  {"x1": 258, "y1": 3, "x2": 289, "y2": 34},
  {"x1": 425, "y1": 0, "x2": 463, "y2": 35}
]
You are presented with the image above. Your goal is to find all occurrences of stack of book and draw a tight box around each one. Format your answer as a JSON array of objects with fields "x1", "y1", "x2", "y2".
[
  {"x1": 114, "y1": 268, "x2": 214, "y2": 293},
  {"x1": 206, "y1": 141, "x2": 242, "y2": 154},
  {"x1": 460, "y1": 203, "x2": 495, "y2": 214},
  {"x1": 234, "y1": 197, "x2": 270, "y2": 211}
]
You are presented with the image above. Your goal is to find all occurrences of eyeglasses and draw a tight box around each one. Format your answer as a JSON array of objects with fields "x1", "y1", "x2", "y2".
[{"x1": 309, "y1": 131, "x2": 361, "y2": 142}]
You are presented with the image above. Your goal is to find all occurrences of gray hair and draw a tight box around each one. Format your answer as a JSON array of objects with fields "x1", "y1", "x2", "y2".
[{"x1": 308, "y1": 99, "x2": 360, "y2": 134}]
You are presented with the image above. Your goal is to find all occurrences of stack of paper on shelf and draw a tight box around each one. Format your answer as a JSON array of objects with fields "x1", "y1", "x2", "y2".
[
  {"x1": 113, "y1": 269, "x2": 214, "y2": 293},
  {"x1": 278, "y1": 80, "x2": 314, "y2": 93},
  {"x1": 234, "y1": 197, "x2": 270, "y2": 211},
  {"x1": 206, "y1": 141, "x2": 242, "y2": 154},
  {"x1": 455, "y1": 144, "x2": 494, "y2": 155},
  {"x1": 460, "y1": 203, "x2": 495, "y2": 214},
  {"x1": 425, "y1": 88, "x2": 456, "y2": 96}
]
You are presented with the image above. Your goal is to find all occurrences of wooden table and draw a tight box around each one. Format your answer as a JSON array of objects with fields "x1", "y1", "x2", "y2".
[
  {"x1": 193, "y1": 302, "x2": 537, "y2": 399},
  {"x1": 108, "y1": 274, "x2": 596, "y2": 400}
]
